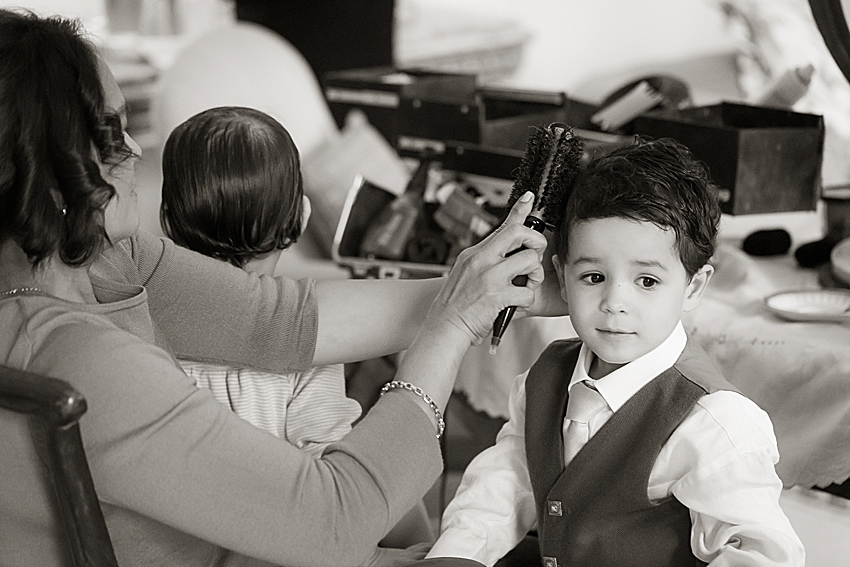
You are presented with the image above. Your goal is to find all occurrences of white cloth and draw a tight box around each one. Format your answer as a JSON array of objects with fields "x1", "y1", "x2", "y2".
[
  {"x1": 428, "y1": 322, "x2": 805, "y2": 567},
  {"x1": 562, "y1": 380, "x2": 608, "y2": 466},
  {"x1": 179, "y1": 361, "x2": 361, "y2": 457}
]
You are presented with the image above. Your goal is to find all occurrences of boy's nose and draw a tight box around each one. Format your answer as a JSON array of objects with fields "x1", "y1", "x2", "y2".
[{"x1": 600, "y1": 283, "x2": 629, "y2": 314}]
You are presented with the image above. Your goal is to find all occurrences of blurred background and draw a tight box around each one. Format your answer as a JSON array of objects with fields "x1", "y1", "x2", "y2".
[{"x1": 4, "y1": 0, "x2": 847, "y2": 245}]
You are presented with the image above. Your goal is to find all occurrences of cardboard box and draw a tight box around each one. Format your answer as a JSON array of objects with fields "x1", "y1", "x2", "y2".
[{"x1": 633, "y1": 103, "x2": 825, "y2": 215}]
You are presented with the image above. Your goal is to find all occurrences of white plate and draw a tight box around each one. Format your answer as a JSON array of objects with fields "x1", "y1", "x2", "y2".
[{"x1": 765, "y1": 289, "x2": 850, "y2": 322}]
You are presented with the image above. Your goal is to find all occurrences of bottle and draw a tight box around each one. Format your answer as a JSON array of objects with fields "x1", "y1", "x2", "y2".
[
  {"x1": 756, "y1": 64, "x2": 815, "y2": 109},
  {"x1": 360, "y1": 154, "x2": 433, "y2": 261}
]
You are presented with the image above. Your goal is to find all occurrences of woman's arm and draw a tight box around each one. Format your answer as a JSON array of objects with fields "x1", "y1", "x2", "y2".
[
  {"x1": 101, "y1": 233, "x2": 457, "y2": 371},
  {"x1": 311, "y1": 246, "x2": 569, "y2": 367},
  {"x1": 102, "y1": 218, "x2": 559, "y2": 375},
  {"x1": 312, "y1": 277, "x2": 443, "y2": 365},
  {"x1": 95, "y1": 231, "x2": 318, "y2": 373},
  {"x1": 37, "y1": 320, "x2": 440, "y2": 566}
]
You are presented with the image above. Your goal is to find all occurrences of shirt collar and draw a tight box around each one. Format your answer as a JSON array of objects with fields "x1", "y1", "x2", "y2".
[{"x1": 568, "y1": 321, "x2": 687, "y2": 412}]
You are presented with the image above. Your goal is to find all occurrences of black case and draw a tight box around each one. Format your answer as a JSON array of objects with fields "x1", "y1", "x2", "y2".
[
  {"x1": 323, "y1": 66, "x2": 477, "y2": 150},
  {"x1": 634, "y1": 102, "x2": 825, "y2": 215}
]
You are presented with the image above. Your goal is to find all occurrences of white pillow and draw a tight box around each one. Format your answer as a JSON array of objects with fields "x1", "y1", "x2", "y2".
[{"x1": 301, "y1": 111, "x2": 411, "y2": 255}]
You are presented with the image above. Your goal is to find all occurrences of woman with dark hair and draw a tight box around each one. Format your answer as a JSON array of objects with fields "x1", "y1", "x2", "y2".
[{"x1": 0, "y1": 9, "x2": 554, "y2": 567}]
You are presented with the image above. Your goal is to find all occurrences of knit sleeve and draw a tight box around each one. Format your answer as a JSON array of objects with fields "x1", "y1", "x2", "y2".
[
  {"x1": 109, "y1": 231, "x2": 318, "y2": 373},
  {"x1": 30, "y1": 318, "x2": 441, "y2": 566}
]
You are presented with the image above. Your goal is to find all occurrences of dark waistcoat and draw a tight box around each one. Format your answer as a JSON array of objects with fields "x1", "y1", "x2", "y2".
[{"x1": 524, "y1": 338, "x2": 738, "y2": 567}]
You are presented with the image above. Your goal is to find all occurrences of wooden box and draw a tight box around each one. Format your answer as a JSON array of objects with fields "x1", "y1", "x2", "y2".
[{"x1": 633, "y1": 102, "x2": 825, "y2": 215}]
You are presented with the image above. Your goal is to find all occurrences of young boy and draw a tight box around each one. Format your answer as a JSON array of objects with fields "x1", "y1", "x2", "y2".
[
  {"x1": 160, "y1": 106, "x2": 362, "y2": 455},
  {"x1": 160, "y1": 106, "x2": 435, "y2": 548},
  {"x1": 426, "y1": 137, "x2": 804, "y2": 566}
]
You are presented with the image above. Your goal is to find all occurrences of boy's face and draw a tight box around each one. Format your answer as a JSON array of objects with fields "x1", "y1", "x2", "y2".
[{"x1": 554, "y1": 217, "x2": 712, "y2": 378}]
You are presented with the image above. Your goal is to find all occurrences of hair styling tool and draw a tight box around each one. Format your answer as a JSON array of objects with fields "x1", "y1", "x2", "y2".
[
  {"x1": 360, "y1": 152, "x2": 434, "y2": 261},
  {"x1": 490, "y1": 123, "x2": 584, "y2": 354}
]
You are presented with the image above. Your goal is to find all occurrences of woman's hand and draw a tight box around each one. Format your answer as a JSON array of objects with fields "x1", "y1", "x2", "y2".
[
  {"x1": 524, "y1": 230, "x2": 570, "y2": 318},
  {"x1": 388, "y1": 191, "x2": 548, "y2": 420},
  {"x1": 427, "y1": 191, "x2": 548, "y2": 346}
]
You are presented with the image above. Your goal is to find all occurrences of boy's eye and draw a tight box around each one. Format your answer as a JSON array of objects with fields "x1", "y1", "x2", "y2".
[
  {"x1": 638, "y1": 276, "x2": 659, "y2": 289},
  {"x1": 581, "y1": 273, "x2": 605, "y2": 284}
]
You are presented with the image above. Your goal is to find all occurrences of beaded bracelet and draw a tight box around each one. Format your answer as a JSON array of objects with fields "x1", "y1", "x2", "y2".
[{"x1": 380, "y1": 380, "x2": 445, "y2": 439}]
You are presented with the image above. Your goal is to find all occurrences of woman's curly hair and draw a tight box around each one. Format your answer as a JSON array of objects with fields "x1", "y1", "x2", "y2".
[
  {"x1": 554, "y1": 136, "x2": 721, "y2": 279},
  {"x1": 0, "y1": 9, "x2": 137, "y2": 268}
]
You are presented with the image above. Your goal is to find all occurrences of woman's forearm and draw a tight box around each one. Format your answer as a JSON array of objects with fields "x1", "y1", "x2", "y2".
[
  {"x1": 385, "y1": 316, "x2": 472, "y2": 434},
  {"x1": 312, "y1": 277, "x2": 444, "y2": 365}
]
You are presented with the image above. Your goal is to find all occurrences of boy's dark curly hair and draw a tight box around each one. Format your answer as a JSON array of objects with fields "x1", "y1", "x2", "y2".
[
  {"x1": 553, "y1": 136, "x2": 721, "y2": 278},
  {"x1": 160, "y1": 106, "x2": 304, "y2": 269},
  {"x1": 0, "y1": 9, "x2": 137, "y2": 268}
]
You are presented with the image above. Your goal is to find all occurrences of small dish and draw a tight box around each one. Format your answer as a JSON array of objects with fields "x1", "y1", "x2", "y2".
[{"x1": 765, "y1": 289, "x2": 850, "y2": 322}]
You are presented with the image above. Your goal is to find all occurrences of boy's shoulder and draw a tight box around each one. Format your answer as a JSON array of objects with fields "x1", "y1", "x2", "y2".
[
  {"x1": 673, "y1": 337, "x2": 741, "y2": 396},
  {"x1": 692, "y1": 390, "x2": 778, "y2": 455},
  {"x1": 672, "y1": 339, "x2": 777, "y2": 456}
]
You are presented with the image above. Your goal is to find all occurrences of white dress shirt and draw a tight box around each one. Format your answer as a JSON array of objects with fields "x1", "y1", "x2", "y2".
[{"x1": 427, "y1": 322, "x2": 805, "y2": 567}]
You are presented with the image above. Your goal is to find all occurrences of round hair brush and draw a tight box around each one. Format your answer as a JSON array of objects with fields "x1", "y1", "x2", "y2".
[{"x1": 490, "y1": 123, "x2": 584, "y2": 353}]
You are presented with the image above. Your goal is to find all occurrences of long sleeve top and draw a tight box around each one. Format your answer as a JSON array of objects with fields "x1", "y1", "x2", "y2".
[
  {"x1": 427, "y1": 323, "x2": 805, "y2": 567},
  {"x1": 90, "y1": 230, "x2": 317, "y2": 373},
  {"x1": 1, "y1": 231, "x2": 442, "y2": 567},
  {"x1": 180, "y1": 360, "x2": 362, "y2": 456}
]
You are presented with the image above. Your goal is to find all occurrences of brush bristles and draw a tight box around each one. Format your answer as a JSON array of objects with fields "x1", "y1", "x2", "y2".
[{"x1": 508, "y1": 123, "x2": 584, "y2": 229}]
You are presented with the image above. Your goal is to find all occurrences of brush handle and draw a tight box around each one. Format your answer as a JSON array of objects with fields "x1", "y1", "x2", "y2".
[{"x1": 490, "y1": 215, "x2": 546, "y2": 352}]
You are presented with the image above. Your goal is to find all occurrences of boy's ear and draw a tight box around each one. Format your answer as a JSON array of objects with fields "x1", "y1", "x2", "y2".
[
  {"x1": 551, "y1": 254, "x2": 570, "y2": 304},
  {"x1": 683, "y1": 264, "x2": 714, "y2": 312}
]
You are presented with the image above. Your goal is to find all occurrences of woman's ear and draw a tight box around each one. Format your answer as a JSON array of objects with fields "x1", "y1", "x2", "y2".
[
  {"x1": 683, "y1": 264, "x2": 714, "y2": 312},
  {"x1": 49, "y1": 188, "x2": 66, "y2": 215},
  {"x1": 300, "y1": 195, "x2": 312, "y2": 236}
]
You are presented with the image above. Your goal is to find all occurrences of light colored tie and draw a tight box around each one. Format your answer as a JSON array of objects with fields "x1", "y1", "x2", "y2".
[{"x1": 563, "y1": 381, "x2": 608, "y2": 466}]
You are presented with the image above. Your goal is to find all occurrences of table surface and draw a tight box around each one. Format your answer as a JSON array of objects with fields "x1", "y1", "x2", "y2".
[{"x1": 455, "y1": 237, "x2": 850, "y2": 490}]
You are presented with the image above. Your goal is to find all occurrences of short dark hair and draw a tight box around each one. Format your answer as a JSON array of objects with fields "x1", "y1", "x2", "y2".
[
  {"x1": 0, "y1": 9, "x2": 136, "y2": 267},
  {"x1": 554, "y1": 136, "x2": 721, "y2": 278},
  {"x1": 160, "y1": 106, "x2": 304, "y2": 268}
]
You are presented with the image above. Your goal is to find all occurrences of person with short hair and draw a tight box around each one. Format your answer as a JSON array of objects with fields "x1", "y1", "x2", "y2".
[
  {"x1": 426, "y1": 137, "x2": 805, "y2": 567},
  {"x1": 160, "y1": 106, "x2": 359, "y2": 455}
]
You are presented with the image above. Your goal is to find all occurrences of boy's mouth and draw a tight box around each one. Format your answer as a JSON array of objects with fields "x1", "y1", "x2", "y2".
[{"x1": 598, "y1": 328, "x2": 634, "y2": 336}]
